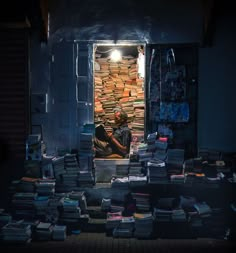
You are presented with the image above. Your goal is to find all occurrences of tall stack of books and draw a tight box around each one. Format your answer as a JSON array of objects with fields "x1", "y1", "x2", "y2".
[
  {"x1": 166, "y1": 148, "x2": 185, "y2": 175},
  {"x1": 94, "y1": 53, "x2": 145, "y2": 141},
  {"x1": 62, "y1": 154, "x2": 80, "y2": 189},
  {"x1": 80, "y1": 132, "x2": 94, "y2": 156},
  {"x1": 79, "y1": 125, "x2": 95, "y2": 171},
  {"x1": 153, "y1": 137, "x2": 168, "y2": 161},
  {"x1": 52, "y1": 156, "x2": 65, "y2": 183}
]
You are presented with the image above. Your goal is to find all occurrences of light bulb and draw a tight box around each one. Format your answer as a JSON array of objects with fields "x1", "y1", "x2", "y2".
[{"x1": 110, "y1": 49, "x2": 121, "y2": 62}]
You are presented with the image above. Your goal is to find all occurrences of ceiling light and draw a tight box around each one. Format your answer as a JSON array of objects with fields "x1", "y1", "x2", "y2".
[{"x1": 110, "y1": 49, "x2": 122, "y2": 62}]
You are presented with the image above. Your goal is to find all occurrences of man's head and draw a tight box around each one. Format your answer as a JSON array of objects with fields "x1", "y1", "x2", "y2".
[{"x1": 114, "y1": 110, "x2": 128, "y2": 125}]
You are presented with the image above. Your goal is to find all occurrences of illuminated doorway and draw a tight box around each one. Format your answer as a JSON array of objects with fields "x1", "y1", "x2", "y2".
[{"x1": 93, "y1": 43, "x2": 146, "y2": 159}]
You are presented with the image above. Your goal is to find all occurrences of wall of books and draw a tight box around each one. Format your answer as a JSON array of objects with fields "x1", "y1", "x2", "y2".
[{"x1": 94, "y1": 45, "x2": 145, "y2": 142}]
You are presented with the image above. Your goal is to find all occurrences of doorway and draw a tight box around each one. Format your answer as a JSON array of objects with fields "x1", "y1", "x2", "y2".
[{"x1": 93, "y1": 43, "x2": 146, "y2": 159}]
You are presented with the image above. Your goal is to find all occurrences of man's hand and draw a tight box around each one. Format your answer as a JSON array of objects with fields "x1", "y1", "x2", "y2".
[
  {"x1": 107, "y1": 132, "x2": 127, "y2": 155},
  {"x1": 107, "y1": 132, "x2": 113, "y2": 138}
]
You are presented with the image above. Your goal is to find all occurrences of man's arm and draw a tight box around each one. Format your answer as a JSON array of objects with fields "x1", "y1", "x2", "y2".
[{"x1": 107, "y1": 132, "x2": 128, "y2": 155}]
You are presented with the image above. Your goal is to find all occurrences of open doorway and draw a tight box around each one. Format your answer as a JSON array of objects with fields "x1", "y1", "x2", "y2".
[{"x1": 93, "y1": 43, "x2": 146, "y2": 159}]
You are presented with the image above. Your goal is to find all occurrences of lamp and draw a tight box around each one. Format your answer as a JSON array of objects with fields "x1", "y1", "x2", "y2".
[{"x1": 110, "y1": 49, "x2": 122, "y2": 62}]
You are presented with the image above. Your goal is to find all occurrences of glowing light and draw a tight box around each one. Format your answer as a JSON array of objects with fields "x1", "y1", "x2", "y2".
[{"x1": 110, "y1": 49, "x2": 122, "y2": 62}]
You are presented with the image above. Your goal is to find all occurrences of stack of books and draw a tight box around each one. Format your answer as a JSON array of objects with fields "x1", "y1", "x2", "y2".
[
  {"x1": 1, "y1": 221, "x2": 32, "y2": 244},
  {"x1": 134, "y1": 212, "x2": 153, "y2": 238},
  {"x1": 52, "y1": 225, "x2": 67, "y2": 241},
  {"x1": 35, "y1": 221, "x2": 53, "y2": 241},
  {"x1": 94, "y1": 53, "x2": 145, "y2": 141}
]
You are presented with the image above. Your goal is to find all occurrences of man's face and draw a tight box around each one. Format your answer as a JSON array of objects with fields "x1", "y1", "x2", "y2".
[{"x1": 114, "y1": 111, "x2": 122, "y2": 124}]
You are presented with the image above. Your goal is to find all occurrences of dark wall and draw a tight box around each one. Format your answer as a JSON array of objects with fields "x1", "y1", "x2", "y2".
[
  {"x1": 48, "y1": 0, "x2": 203, "y2": 44},
  {"x1": 198, "y1": 2, "x2": 236, "y2": 152}
]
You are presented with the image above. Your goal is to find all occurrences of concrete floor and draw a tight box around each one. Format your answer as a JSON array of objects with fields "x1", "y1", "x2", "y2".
[{"x1": 0, "y1": 232, "x2": 235, "y2": 253}]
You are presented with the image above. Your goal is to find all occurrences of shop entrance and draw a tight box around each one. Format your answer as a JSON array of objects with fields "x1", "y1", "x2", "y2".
[{"x1": 93, "y1": 43, "x2": 146, "y2": 161}]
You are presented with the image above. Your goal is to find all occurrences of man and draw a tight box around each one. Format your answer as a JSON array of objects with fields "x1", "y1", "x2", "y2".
[{"x1": 94, "y1": 110, "x2": 132, "y2": 158}]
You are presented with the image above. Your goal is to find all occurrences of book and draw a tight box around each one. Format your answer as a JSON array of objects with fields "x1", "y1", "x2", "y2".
[{"x1": 95, "y1": 124, "x2": 109, "y2": 141}]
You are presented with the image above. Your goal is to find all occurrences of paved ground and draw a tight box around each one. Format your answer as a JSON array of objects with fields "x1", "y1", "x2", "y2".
[{"x1": 0, "y1": 232, "x2": 235, "y2": 253}]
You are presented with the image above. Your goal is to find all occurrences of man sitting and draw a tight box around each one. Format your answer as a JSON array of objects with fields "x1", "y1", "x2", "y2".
[{"x1": 94, "y1": 110, "x2": 132, "y2": 158}]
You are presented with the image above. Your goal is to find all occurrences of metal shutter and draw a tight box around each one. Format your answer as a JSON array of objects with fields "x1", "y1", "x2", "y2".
[{"x1": 0, "y1": 29, "x2": 30, "y2": 160}]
